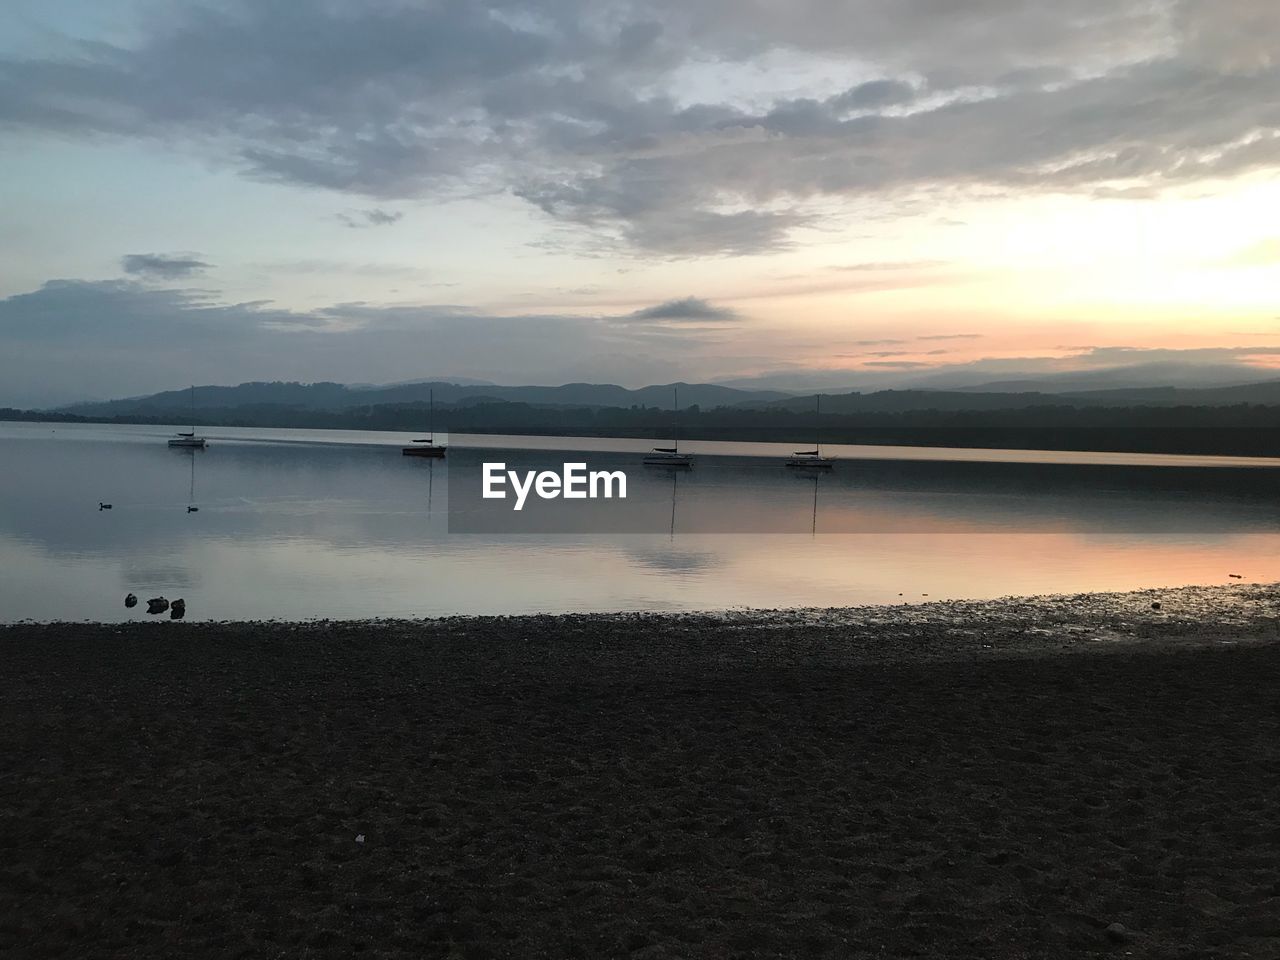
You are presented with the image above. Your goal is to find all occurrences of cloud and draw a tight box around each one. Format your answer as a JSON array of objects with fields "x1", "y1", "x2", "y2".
[
  {"x1": 120, "y1": 253, "x2": 210, "y2": 279},
  {"x1": 864, "y1": 344, "x2": 1280, "y2": 384},
  {"x1": 0, "y1": 279, "x2": 309, "y2": 343},
  {"x1": 829, "y1": 79, "x2": 918, "y2": 111},
  {"x1": 834, "y1": 260, "x2": 949, "y2": 273},
  {"x1": 9, "y1": 269, "x2": 1280, "y2": 406},
  {"x1": 337, "y1": 208, "x2": 404, "y2": 229},
  {"x1": 262, "y1": 259, "x2": 427, "y2": 278},
  {"x1": 2, "y1": 1, "x2": 1276, "y2": 256},
  {"x1": 918, "y1": 333, "x2": 984, "y2": 341},
  {"x1": 0, "y1": 278, "x2": 741, "y2": 406},
  {"x1": 516, "y1": 178, "x2": 813, "y2": 256},
  {"x1": 720, "y1": 338, "x2": 1280, "y2": 394},
  {"x1": 624, "y1": 297, "x2": 738, "y2": 323},
  {"x1": 1067, "y1": 345, "x2": 1280, "y2": 366},
  {"x1": 1176, "y1": 0, "x2": 1280, "y2": 73}
]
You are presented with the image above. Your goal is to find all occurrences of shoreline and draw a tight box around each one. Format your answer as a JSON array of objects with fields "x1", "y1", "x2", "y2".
[
  {"x1": 5, "y1": 583, "x2": 1280, "y2": 957},
  {"x1": 6, "y1": 581, "x2": 1279, "y2": 658},
  {"x1": 9, "y1": 417, "x2": 1280, "y2": 465}
]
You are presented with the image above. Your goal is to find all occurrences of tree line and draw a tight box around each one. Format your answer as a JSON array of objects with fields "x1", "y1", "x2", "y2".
[{"x1": 6, "y1": 400, "x2": 1280, "y2": 456}]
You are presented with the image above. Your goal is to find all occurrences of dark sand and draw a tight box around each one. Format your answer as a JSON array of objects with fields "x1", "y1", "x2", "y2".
[{"x1": 4, "y1": 584, "x2": 1280, "y2": 958}]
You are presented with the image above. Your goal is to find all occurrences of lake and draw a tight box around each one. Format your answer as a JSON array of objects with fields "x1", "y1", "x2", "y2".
[{"x1": 2, "y1": 420, "x2": 1279, "y2": 621}]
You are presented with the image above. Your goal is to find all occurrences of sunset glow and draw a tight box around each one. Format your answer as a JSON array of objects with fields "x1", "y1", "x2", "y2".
[{"x1": 2, "y1": 1, "x2": 1278, "y2": 404}]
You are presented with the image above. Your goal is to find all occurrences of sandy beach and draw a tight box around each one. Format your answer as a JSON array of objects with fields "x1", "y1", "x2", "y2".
[{"x1": 4, "y1": 583, "x2": 1280, "y2": 958}]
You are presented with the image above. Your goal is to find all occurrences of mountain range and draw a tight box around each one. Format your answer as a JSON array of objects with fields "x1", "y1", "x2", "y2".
[
  {"x1": 51, "y1": 374, "x2": 1280, "y2": 421},
  {"x1": 56, "y1": 380, "x2": 791, "y2": 418},
  {"x1": 714, "y1": 361, "x2": 1280, "y2": 395}
]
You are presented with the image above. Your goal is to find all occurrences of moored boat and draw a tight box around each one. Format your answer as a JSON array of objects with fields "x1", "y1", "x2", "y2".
[
  {"x1": 644, "y1": 385, "x2": 693, "y2": 468},
  {"x1": 403, "y1": 441, "x2": 446, "y2": 458},
  {"x1": 402, "y1": 387, "x2": 447, "y2": 457},
  {"x1": 786, "y1": 449, "x2": 834, "y2": 469},
  {"x1": 644, "y1": 446, "x2": 694, "y2": 467},
  {"x1": 785, "y1": 394, "x2": 834, "y2": 469},
  {"x1": 168, "y1": 385, "x2": 207, "y2": 448}
]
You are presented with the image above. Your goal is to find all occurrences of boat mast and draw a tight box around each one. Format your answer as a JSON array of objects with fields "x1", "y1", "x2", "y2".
[
  {"x1": 673, "y1": 385, "x2": 679, "y2": 454},
  {"x1": 190, "y1": 384, "x2": 195, "y2": 433},
  {"x1": 815, "y1": 393, "x2": 821, "y2": 456},
  {"x1": 429, "y1": 388, "x2": 434, "y2": 444}
]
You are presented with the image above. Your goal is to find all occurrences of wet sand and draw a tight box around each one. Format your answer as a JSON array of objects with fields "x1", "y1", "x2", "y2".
[{"x1": 4, "y1": 583, "x2": 1280, "y2": 958}]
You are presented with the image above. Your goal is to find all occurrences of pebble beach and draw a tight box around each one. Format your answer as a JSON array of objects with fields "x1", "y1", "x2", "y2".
[{"x1": 4, "y1": 583, "x2": 1280, "y2": 958}]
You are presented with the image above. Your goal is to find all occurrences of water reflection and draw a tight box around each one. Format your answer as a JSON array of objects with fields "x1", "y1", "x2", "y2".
[
  {"x1": 181, "y1": 446, "x2": 201, "y2": 513},
  {"x1": 446, "y1": 446, "x2": 1280, "y2": 534},
  {"x1": 1, "y1": 421, "x2": 1279, "y2": 622},
  {"x1": 670, "y1": 468, "x2": 679, "y2": 539}
]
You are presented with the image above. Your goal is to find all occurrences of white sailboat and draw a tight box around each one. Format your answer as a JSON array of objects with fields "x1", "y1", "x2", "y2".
[
  {"x1": 786, "y1": 394, "x2": 834, "y2": 469},
  {"x1": 644, "y1": 385, "x2": 693, "y2": 467},
  {"x1": 402, "y1": 387, "x2": 447, "y2": 457},
  {"x1": 168, "y1": 385, "x2": 207, "y2": 448}
]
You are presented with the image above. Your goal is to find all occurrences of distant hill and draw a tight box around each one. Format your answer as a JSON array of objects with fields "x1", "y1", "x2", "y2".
[
  {"x1": 942, "y1": 362, "x2": 1272, "y2": 394},
  {"x1": 1056, "y1": 381, "x2": 1280, "y2": 406},
  {"x1": 53, "y1": 376, "x2": 1280, "y2": 423},
  {"x1": 715, "y1": 361, "x2": 1275, "y2": 395},
  {"x1": 763, "y1": 380, "x2": 1280, "y2": 413},
  {"x1": 59, "y1": 381, "x2": 355, "y2": 417},
  {"x1": 56, "y1": 379, "x2": 792, "y2": 418}
]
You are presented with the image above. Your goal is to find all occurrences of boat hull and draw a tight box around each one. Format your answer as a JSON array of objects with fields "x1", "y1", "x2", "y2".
[
  {"x1": 168, "y1": 438, "x2": 207, "y2": 448},
  {"x1": 644, "y1": 454, "x2": 693, "y2": 467},
  {"x1": 403, "y1": 445, "x2": 447, "y2": 458},
  {"x1": 786, "y1": 457, "x2": 833, "y2": 469}
]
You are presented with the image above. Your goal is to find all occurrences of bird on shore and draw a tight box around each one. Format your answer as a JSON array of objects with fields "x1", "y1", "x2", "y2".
[
  {"x1": 146, "y1": 597, "x2": 169, "y2": 615},
  {"x1": 98, "y1": 502, "x2": 112, "y2": 510},
  {"x1": 124, "y1": 593, "x2": 137, "y2": 608},
  {"x1": 169, "y1": 599, "x2": 186, "y2": 620}
]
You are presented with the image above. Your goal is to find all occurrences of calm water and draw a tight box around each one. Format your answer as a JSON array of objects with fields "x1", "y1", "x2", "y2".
[{"x1": 3, "y1": 420, "x2": 1280, "y2": 621}]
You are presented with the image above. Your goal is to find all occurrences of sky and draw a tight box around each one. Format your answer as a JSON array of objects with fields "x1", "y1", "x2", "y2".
[{"x1": 1, "y1": 0, "x2": 1278, "y2": 406}]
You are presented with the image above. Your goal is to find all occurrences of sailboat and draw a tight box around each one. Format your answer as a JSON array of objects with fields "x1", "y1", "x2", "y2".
[
  {"x1": 786, "y1": 394, "x2": 834, "y2": 469},
  {"x1": 168, "y1": 385, "x2": 207, "y2": 448},
  {"x1": 644, "y1": 385, "x2": 693, "y2": 467},
  {"x1": 402, "y1": 388, "x2": 447, "y2": 457}
]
